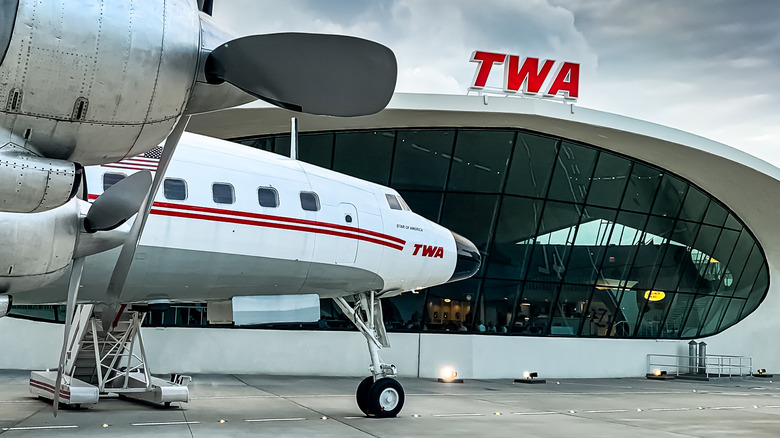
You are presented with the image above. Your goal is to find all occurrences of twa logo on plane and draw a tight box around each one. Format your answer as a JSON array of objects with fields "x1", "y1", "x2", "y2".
[
  {"x1": 413, "y1": 244, "x2": 444, "y2": 258},
  {"x1": 469, "y1": 50, "x2": 579, "y2": 101}
]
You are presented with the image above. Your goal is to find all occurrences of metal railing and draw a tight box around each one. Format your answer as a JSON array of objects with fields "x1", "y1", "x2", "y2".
[{"x1": 646, "y1": 354, "x2": 752, "y2": 378}]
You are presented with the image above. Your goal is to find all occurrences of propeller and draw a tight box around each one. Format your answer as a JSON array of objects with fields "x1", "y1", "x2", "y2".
[
  {"x1": 52, "y1": 166, "x2": 155, "y2": 416},
  {"x1": 52, "y1": 257, "x2": 84, "y2": 416},
  {"x1": 83, "y1": 171, "x2": 152, "y2": 233},
  {"x1": 99, "y1": 115, "x2": 191, "y2": 332},
  {"x1": 204, "y1": 33, "x2": 397, "y2": 117},
  {"x1": 50, "y1": 118, "x2": 186, "y2": 415}
]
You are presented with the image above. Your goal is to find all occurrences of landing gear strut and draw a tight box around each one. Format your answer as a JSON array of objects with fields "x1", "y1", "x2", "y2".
[{"x1": 334, "y1": 292, "x2": 405, "y2": 418}]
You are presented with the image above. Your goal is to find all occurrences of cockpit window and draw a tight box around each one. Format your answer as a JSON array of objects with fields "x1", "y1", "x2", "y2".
[
  {"x1": 397, "y1": 194, "x2": 411, "y2": 211},
  {"x1": 386, "y1": 194, "x2": 403, "y2": 210}
]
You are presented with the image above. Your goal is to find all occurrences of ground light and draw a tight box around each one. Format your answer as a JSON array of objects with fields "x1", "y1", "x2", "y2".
[
  {"x1": 753, "y1": 368, "x2": 774, "y2": 378},
  {"x1": 646, "y1": 368, "x2": 674, "y2": 380},
  {"x1": 515, "y1": 371, "x2": 546, "y2": 384},
  {"x1": 437, "y1": 367, "x2": 464, "y2": 383}
]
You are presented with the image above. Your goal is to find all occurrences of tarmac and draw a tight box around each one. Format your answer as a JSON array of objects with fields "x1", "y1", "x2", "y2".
[{"x1": 2, "y1": 370, "x2": 780, "y2": 437}]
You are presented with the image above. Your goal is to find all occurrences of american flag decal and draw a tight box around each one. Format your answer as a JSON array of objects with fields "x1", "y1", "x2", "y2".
[{"x1": 102, "y1": 146, "x2": 162, "y2": 171}]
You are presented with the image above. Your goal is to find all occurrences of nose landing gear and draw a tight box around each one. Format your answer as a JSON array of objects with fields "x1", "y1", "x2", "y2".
[{"x1": 334, "y1": 292, "x2": 405, "y2": 418}]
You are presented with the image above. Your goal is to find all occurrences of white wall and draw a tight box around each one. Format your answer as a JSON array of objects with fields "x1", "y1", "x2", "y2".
[{"x1": 0, "y1": 316, "x2": 692, "y2": 379}]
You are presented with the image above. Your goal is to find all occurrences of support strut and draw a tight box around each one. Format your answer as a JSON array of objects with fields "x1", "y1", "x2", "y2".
[
  {"x1": 334, "y1": 292, "x2": 404, "y2": 418},
  {"x1": 30, "y1": 305, "x2": 189, "y2": 408},
  {"x1": 334, "y1": 292, "x2": 396, "y2": 380}
]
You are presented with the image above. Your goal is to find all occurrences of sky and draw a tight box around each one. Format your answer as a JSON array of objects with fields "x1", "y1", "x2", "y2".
[{"x1": 214, "y1": 0, "x2": 780, "y2": 166}]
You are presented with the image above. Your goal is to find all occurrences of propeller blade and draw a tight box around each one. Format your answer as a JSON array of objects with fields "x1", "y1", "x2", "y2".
[
  {"x1": 100, "y1": 116, "x2": 191, "y2": 332},
  {"x1": 53, "y1": 257, "x2": 85, "y2": 416},
  {"x1": 205, "y1": 33, "x2": 397, "y2": 117},
  {"x1": 83, "y1": 170, "x2": 152, "y2": 233}
]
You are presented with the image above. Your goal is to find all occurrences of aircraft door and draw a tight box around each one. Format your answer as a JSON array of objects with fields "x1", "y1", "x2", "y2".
[{"x1": 337, "y1": 203, "x2": 358, "y2": 264}]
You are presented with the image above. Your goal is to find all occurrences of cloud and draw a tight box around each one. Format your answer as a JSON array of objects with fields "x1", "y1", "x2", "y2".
[
  {"x1": 397, "y1": 67, "x2": 462, "y2": 94},
  {"x1": 212, "y1": 0, "x2": 780, "y2": 166},
  {"x1": 213, "y1": 0, "x2": 598, "y2": 93}
]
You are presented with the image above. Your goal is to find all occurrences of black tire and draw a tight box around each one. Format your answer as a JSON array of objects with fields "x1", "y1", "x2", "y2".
[
  {"x1": 367, "y1": 378, "x2": 404, "y2": 418},
  {"x1": 356, "y1": 376, "x2": 374, "y2": 415}
]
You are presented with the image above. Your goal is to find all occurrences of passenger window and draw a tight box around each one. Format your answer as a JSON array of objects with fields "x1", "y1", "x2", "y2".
[
  {"x1": 164, "y1": 178, "x2": 187, "y2": 201},
  {"x1": 386, "y1": 194, "x2": 402, "y2": 210},
  {"x1": 300, "y1": 192, "x2": 320, "y2": 211},
  {"x1": 212, "y1": 183, "x2": 235, "y2": 204},
  {"x1": 258, "y1": 187, "x2": 279, "y2": 208},
  {"x1": 103, "y1": 173, "x2": 126, "y2": 191}
]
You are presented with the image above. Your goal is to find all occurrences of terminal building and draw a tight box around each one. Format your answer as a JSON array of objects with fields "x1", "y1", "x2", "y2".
[{"x1": 3, "y1": 92, "x2": 779, "y2": 379}]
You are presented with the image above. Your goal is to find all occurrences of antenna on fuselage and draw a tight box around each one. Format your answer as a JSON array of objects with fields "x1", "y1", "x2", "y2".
[{"x1": 290, "y1": 117, "x2": 298, "y2": 160}]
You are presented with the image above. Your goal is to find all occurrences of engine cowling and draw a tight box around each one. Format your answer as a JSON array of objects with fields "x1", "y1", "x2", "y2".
[
  {"x1": 0, "y1": 196, "x2": 79, "y2": 293},
  {"x1": 0, "y1": 143, "x2": 80, "y2": 213},
  {"x1": 0, "y1": 295, "x2": 10, "y2": 317}
]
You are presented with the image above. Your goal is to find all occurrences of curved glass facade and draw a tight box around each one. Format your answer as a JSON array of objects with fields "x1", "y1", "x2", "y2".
[
  {"x1": 10, "y1": 128, "x2": 769, "y2": 339},
  {"x1": 232, "y1": 128, "x2": 768, "y2": 339}
]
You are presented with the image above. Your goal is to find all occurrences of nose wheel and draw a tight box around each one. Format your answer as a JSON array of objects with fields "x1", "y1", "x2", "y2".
[
  {"x1": 356, "y1": 376, "x2": 405, "y2": 418},
  {"x1": 334, "y1": 293, "x2": 405, "y2": 418}
]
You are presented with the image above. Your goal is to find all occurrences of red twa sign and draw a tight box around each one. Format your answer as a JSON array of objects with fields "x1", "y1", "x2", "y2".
[{"x1": 469, "y1": 50, "x2": 579, "y2": 101}]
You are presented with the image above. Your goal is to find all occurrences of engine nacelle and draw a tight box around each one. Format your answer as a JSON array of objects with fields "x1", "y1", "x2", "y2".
[
  {"x1": 0, "y1": 143, "x2": 80, "y2": 213},
  {"x1": 0, "y1": 295, "x2": 10, "y2": 317},
  {"x1": 0, "y1": 197, "x2": 79, "y2": 293}
]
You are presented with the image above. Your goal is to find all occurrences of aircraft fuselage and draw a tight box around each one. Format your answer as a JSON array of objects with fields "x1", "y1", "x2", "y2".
[{"x1": 6, "y1": 133, "x2": 477, "y2": 305}]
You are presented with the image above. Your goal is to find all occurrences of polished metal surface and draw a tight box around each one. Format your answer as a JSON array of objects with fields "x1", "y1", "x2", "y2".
[
  {"x1": 0, "y1": 0, "x2": 201, "y2": 164},
  {"x1": 0, "y1": 294, "x2": 10, "y2": 316},
  {"x1": 0, "y1": 0, "x2": 18, "y2": 66},
  {"x1": 184, "y1": 13, "x2": 254, "y2": 115},
  {"x1": 0, "y1": 198, "x2": 80, "y2": 293},
  {"x1": 0, "y1": 143, "x2": 78, "y2": 213}
]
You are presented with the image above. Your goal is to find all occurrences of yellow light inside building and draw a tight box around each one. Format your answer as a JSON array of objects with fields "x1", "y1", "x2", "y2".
[
  {"x1": 644, "y1": 291, "x2": 666, "y2": 302},
  {"x1": 653, "y1": 368, "x2": 662, "y2": 376}
]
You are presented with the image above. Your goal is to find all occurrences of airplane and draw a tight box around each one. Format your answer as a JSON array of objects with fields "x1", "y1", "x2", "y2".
[
  {"x1": 0, "y1": 0, "x2": 422, "y2": 417},
  {"x1": 3, "y1": 128, "x2": 481, "y2": 417}
]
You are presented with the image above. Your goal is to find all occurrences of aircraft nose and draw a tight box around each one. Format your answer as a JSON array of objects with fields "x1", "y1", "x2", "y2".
[{"x1": 448, "y1": 232, "x2": 481, "y2": 283}]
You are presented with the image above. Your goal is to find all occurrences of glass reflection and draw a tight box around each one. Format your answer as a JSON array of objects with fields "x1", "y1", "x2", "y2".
[{"x1": 47, "y1": 126, "x2": 763, "y2": 340}]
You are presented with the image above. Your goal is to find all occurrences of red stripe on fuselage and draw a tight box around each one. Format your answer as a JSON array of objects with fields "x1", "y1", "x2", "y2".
[
  {"x1": 86, "y1": 195, "x2": 406, "y2": 251},
  {"x1": 153, "y1": 202, "x2": 406, "y2": 245},
  {"x1": 150, "y1": 207, "x2": 405, "y2": 251}
]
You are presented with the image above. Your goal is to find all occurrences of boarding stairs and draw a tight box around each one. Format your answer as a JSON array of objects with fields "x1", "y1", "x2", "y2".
[{"x1": 30, "y1": 304, "x2": 190, "y2": 407}]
